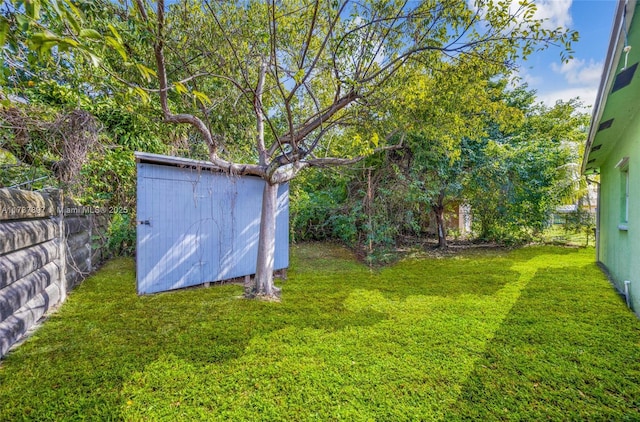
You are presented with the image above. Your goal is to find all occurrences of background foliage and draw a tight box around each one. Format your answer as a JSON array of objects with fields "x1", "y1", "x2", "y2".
[{"x1": 292, "y1": 85, "x2": 591, "y2": 258}]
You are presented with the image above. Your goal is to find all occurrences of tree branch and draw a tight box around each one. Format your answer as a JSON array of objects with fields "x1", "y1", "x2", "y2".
[
  {"x1": 279, "y1": 89, "x2": 359, "y2": 146},
  {"x1": 305, "y1": 143, "x2": 403, "y2": 168},
  {"x1": 137, "y1": 0, "x2": 265, "y2": 178}
]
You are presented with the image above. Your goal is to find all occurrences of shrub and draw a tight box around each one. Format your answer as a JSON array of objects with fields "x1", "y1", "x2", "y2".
[{"x1": 105, "y1": 212, "x2": 136, "y2": 257}]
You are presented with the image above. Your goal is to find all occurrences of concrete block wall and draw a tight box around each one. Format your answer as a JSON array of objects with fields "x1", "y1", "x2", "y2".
[{"x1": 0, "y1": 188, "x2": 107, "y2": 357}]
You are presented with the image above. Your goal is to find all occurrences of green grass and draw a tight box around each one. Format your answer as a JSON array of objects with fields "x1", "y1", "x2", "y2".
[
  {"x1": 540, "y1": 225, "x2": 594, "y2": 247},
  {"x1": 1, "y1": 243, "x2": 639, "y2": 420}
]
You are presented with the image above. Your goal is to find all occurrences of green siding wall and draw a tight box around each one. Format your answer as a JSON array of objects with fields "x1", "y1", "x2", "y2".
[{"x1": 599, "y1": 112, "x2": 640, "y2": 314}]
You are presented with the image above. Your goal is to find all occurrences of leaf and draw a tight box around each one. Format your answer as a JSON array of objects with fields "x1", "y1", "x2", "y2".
[
  {"x1": 135, "y1": 63, "x2": 157, "y2": 82},
  {"x1": 86, "y1": 51, "x2": 101, "y2": 66},
  {"x1": 371, "y1": 132, "x2": 379, "y2": 148},
  {"x1": 60, "y1": 37, "x2": 79, "y2": 48},
  {"x1": 38, "y1": 41, "x2": 56, "y2": 56},
  {"x1": 193, "y1": 90, "x2": 212, "y2": 106},
  {"x1": 173, "y1": 81, "x2": 188, "y2": 95},
  {"x1": 106, "y1": 36, "x2": 128, "y2": 61},
  {"x1": 80, "y1": 29, "x2": 103, "y2": 41},
  {"x1": 16, "y1": 14, "x2": 30, "y2": 31},
  {"x1": 62, "y1": 0, "x2": 82, "y2": 20},
  {"x1": 0, "y1": 17, "x2": 9, "y2": 47},
  {"x1": 49, "y1": 0, "x2": 62, "y2": 18},
  {"x1": 25, "y1": 0, "x2": 41, "y2": 20},
  {"x1": 62, "y1": 0, "x2": 83, "y2": 34},
  {"x1": 29, "y1": 31, "x2": 61, "y2": 48},
  {"x1": 64, "y1": 9, "x2": 81, "y2": 34},
  {"x1": 293, "y1": 69, "x2": 305, "y2": 84},
  {"x1": 107, "y1": 24, "x2": 123, "y2": 44},
  {"x1": 134, "y1": 86, "x2": 150, "y2": 104}
]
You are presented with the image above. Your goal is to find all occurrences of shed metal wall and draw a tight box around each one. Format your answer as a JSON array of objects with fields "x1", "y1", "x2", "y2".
[{"x1": 136, "y1": 161, "x2": 289, "y2": 294}]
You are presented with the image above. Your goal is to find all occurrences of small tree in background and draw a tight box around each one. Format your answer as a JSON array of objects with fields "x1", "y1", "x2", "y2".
[
  {"x1": 466, "y1": 89, "x2": 590, "y2": 243},
  {"x1": 398, "y1": 63, "x2": 522, "y2": 248}
]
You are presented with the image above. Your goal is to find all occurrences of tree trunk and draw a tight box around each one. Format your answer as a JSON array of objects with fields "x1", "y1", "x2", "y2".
[
  {"x1": 433, "y1": 203, "x2": 448, "y2": 248},
  {"x1": 250, "y1": 181, "x2": 280, "y2": 299}
]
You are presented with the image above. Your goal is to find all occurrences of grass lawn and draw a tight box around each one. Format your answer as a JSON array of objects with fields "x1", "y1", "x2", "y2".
[
  {"x1": 540, "y1": 225, "x2": 595, "y2": 248},
  {"x1": 1, "y1": 244, "x2": 639, "y2": 420}
]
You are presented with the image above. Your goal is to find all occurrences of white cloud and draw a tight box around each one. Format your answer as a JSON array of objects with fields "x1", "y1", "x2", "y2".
[
  {"x1": 523, "y1": 0, "x2": 603, "y2": 108},
  {"x1": 477, "y1": 0, "x2": 573, "y2": 29},
  {"x1": 532, "y1": 0, "x2": 573, "y2": 30},
  {"x1": 534, "y1": 58, "x2": 603, "y2": 108},
  {"x1": 514, "y1": 67, "x2": 543, "y2": 86},
  {"x1": 550, "y1": 58, "x2": 603, "y2": 86},
  {"x1": 537, "y1": 86, "x2": 598, "y2": 108},
  {"x1": 471, "y1": 0, "x2": 601, "y2": 108}
]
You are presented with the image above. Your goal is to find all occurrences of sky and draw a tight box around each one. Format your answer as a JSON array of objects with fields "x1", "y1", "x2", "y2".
[{"x1": 518, "y1": 0, "x2": 618, "y2": 108}]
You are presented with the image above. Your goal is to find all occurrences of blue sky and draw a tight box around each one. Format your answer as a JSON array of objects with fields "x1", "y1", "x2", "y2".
[{"x1": 519, "y1": 0, "x2": 618, "y2": 108}]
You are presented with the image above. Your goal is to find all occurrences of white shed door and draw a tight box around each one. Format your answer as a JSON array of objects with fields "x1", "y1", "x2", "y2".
[{"x1": 136, "y1": 163, "x2": 288, "y2": 294}]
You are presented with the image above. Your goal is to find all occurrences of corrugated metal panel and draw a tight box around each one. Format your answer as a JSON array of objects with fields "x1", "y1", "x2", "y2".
[{"x1": 136, "y1": 161, "x2": 288, "y2": 294}]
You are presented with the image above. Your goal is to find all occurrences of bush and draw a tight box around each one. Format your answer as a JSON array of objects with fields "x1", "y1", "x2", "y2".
[{"x1": 105, "y1": 212, "x2": 136, "y2": 257}]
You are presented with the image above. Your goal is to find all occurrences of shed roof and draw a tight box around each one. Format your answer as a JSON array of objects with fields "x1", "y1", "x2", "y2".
[{"x1": 134, "y1": 152, "x2": 223, "y2": 172}]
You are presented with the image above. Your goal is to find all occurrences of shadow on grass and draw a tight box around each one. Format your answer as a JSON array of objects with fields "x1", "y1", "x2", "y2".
[
  {"x1": 68, "y1": 254, "x2": 388, "y2": 365},
  {"x1": 377, "y1": 257, "x2": 517, "y2": 299},
  {"x1": 293, "y1": 242, "x2": 521, "y2": 300},
  {"x1": 0, "y1": 252, "x2": 389, "y2": 420},
  {"x1": 446, "y1": 263, "x2": 640, "y2": 420}
]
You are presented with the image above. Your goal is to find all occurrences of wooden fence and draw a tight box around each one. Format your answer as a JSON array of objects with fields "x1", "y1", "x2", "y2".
[{"x1": 0, "y1": 188, "x2": 107, "y2": 358}]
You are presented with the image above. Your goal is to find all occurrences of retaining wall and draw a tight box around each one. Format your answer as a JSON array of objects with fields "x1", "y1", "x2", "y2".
[{"x1": 0, "y1": 188, "x2": 107, "y2": 358}]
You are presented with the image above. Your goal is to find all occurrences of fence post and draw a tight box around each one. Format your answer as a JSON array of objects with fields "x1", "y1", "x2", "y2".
[
  {"x1": 88, "y1": 213, "x2": 93, "y2": 273},
  {"x1": 51, "y1": 189, "x2": 67, "y2": 302}
]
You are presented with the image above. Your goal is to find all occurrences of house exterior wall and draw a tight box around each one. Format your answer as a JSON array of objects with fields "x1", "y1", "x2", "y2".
[{"x1": 598, "y1": 110, "x2": 640, "y2": 313}]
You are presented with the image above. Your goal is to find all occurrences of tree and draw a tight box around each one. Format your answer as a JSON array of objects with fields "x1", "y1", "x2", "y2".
[
  {"x1": 4, "y1": 0, "x2": 577, "y2": 298},
  {"x1": 466, "y1": 88, "x2": 590, "y2": 242},
  {"x1": 399, "y1": 63, "x2": 522, "y2": 248}
]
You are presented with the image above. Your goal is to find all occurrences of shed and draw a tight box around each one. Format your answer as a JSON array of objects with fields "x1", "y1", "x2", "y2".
[{"x1": 135, "y1": 152, "x2": 289, "y2": 294}]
